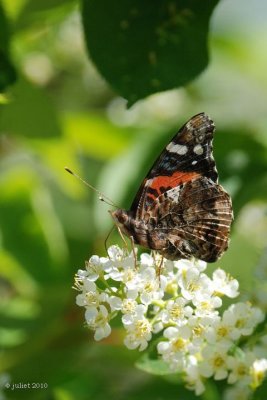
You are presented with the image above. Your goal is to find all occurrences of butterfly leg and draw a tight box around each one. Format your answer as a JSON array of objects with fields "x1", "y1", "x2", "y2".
[
  {"x1": 156, "y1": 254, "x2": 164, "y2": 281},
  {"x1": 104, "y1": 225, "x2": 115, "y2": 255},
  {"x1": 117, "y1": 225, "x2": 129, "y2": 253},
  {"x1": 129, "y1": 235, "x2": 138, "y2": 269}
]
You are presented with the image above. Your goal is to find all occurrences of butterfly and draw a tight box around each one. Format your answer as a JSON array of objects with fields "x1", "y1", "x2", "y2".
[{"x1": 111, "y1": 112, "x2": 233, "y2": 262}]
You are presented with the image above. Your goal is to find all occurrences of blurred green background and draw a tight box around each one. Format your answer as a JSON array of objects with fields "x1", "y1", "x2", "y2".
[{"x1": 1, "y1": 0, "x2": 267, "y2": 399}]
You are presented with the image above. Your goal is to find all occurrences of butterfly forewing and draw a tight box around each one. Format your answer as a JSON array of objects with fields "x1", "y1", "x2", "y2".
[{"x1": 131, "y1": 112, "x2": 218, "y2": 220}]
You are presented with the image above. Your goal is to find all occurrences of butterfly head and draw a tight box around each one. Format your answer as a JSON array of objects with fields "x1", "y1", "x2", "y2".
[
  {"x1": 110, "y1": 209, "x2": 134, "y2": 238},
  {"x1": 111, "y1": 208, "x2": 128, "y2": 224}
]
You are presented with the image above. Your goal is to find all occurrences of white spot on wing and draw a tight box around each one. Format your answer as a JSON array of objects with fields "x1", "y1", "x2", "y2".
[
  {"x1": 166, "y1": 187, "x2": 181, "y2": 201},
  {"x1": 145, "y1": 178, "x2": 153, "y2": 187},
  {"x1": 193, "y1": 144, "x2": 204, "y2": 155},
  {"x1": 192, "y1": 160, "x2": 197, "y2": 165},
  {"x1": 166, "y1": 142, "x2": 188, "y2": 155}
]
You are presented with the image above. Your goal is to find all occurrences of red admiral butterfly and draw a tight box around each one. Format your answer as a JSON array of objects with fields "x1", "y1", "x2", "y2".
[{"x1": 112, "y1": 113, "x2": 233, "y2": 263}]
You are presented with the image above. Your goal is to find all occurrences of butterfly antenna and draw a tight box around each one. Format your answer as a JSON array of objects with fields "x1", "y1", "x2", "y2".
[{"x1": 65, "y1": 167, "x2": 118, "y2": 208}]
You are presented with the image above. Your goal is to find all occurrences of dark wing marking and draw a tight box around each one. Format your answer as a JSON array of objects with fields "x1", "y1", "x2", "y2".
[{"x1": 130, "y1": 113, "x2": 218, "y2": 219}]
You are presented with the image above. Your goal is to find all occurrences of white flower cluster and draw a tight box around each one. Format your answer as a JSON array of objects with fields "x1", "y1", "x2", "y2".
[{"x1": 74, "y1": 245, "x2": 267, "y2": 396}]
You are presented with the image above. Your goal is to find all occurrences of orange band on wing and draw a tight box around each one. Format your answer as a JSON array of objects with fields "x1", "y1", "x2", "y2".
[{"x1": 150, "y1": 171, "x2": 200, "y2": 195}]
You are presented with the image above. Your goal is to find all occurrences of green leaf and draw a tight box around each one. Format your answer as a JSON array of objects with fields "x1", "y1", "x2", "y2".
[
  {"x1": 136, "y1": 353, "x2": 174, "y2": 376},
  {"x1": 82, "y1": 0, "x2": 219, "y2": 105},
  {"x1": 0, "y1": 3, "x2": 16, "y2": 91}
]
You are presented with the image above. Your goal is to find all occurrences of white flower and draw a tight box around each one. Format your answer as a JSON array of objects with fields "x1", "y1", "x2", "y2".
[
  {"x1": 108, "y1": 245, "x2": 135, "y2": 268},
  {"x1": 193, "y1": 259, "x2": 207, "y2": 272},
  {"x1": 76, "y1": 279, "x2": 107, "y2": 308},
  {"x1": 121, "y1": 298, "x2": 139, "y2": 316},
  {"x1": 250, "y1": 358, "x2": 267, "y2": 389},
  {"x1": 85, "y1": 256, "x2": 117, "y2": 281},
  {"x1": 102, "y1": 245, "x2": 136, "y2": 281},
  {"x1": 139, "y1": 266, "x2": 166, "y2": 305},
  {"x1": 205, "y1": 315, "x2": 240, "y2": 349},
  {"x1": 112, "y1": 266, "x2": 139, "y2": 290},
  {"x1": 121, "y1": 299, "x2": 147, "y2": 326},
  {"x1": 193, "y1": 293, "x2": 222, "y2": 319},
  {"x1": 227, "y1": 352, "x2": 255, "y2": 384},
  {"x1": 186, "y1": 315, "x2": 210, "y2": 349},
  {"x1": 157, "y1": 327, "x2": 191, "y2": 370},
  {"x1": 212, "y1": 269, "x2": 239, "y2": 298},
  {"x1": 152, "y1": 321, "x2": 164, "y2": 333},
  {"x1": 124, "y1": 316, "x2": 152, "y2": 351},
  {"x1": 223, "y1": 303, "x2": 264, "y2": 338},
  {"x1": 162, "y1": 258, "x2": 176, "y2": 275},
  {"x1": 85, "y1": 305, "x2": 111, "y2": 341},
  {"x1": 108, "y1": 295, "x2": 122, "y2": 311},
  {"x1": 140, "y1": 253, "x2": 154, "y2": 268},
  {"x1": 185, "y1": 356, "x2": 206, "y2": 395},
  {"x1": 124, "y1": 265, "x2": 166, "y2": 305},
  {"x1": 161, "y1": 297, "x2": 193, "y2": 325},
  {"x1": 178, "y1": 268, "x2": 214, "y2": 301},
  {"x1": 175, "y1": 258, "x2": 207, "y2": 274},
  {"x1": 199, "y1": 346, "x2": 229, "y2": 380},
  {"x1": 85, "y1": 255, "x2": 105, "y2": 281},
  {"x1": 76, "y1": 254, "x2": 117, "y2": 283},
  {"x1": 107, "y1": 245, "x2": 124, "y2": 261}
]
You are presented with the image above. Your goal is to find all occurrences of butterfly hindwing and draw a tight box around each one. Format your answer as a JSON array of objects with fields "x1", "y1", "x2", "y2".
[{"x1": 143, "y1": 177, "x2": 232, "y2": 262}]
